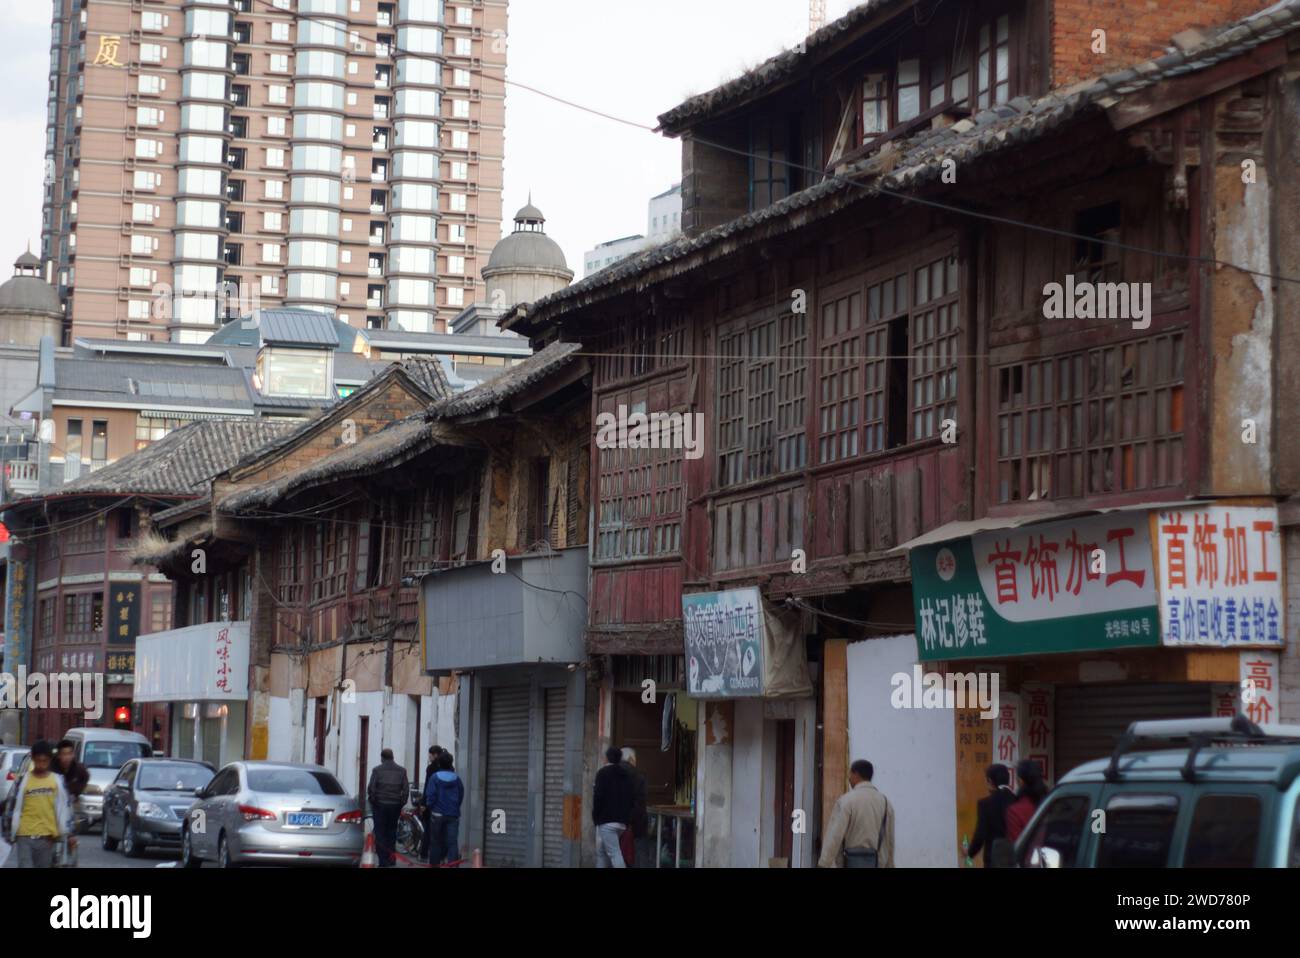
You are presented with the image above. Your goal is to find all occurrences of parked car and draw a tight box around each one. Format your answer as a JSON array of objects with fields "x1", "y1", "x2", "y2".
[
  {"x1": 61, "y1": 727, "x2": 153, "y2": 830},
  {"x1": 181, "y1": 761, "x2": 364, "y2": 868},
  {"x1": 0, "y1": 747, "x2": 30, "y2": 804},
  {"x1": 101, "y1": 758, "x2": 214, "y2": 858},
  {"x1": 1015, "y1": 715, "x2": 1300, "y2": 868}
]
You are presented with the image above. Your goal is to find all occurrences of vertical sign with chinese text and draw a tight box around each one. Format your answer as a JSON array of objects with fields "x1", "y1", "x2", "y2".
[
  {"x1": 1154, "y1": 505, "x2": 1284, "y2": 648},
  {"x1": 109, "y1": 585, "x2": 140, "y2": 646},
  {"x1": 955, "y1": 707, "x2": 993, "y2": 867}
]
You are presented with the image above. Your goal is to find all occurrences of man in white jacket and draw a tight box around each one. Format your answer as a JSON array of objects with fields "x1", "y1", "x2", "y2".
[{"x1": 8, "y1": 740, "x2": 74, "y2": 868}]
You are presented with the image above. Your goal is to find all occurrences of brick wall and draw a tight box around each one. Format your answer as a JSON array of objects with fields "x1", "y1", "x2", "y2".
[
  {"x1": 1282, "y1": 527, "x2": 1300, "y2": 723},
  {"x1": 1051, "y1": 1, "x2": 1276, "y2": 88}
]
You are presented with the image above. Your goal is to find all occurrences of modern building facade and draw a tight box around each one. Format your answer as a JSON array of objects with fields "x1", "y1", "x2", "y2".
[
  {"x1": 581, "y1": 183, "x2": 681, "y2": 277},
  {"x1": 41, "y1": 0, "x2": 506, "y2": 343}
]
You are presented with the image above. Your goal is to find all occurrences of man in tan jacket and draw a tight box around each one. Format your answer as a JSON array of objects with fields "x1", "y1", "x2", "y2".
[{"x1": 818, "y1": 759, "x2": 895, "y2": 868}]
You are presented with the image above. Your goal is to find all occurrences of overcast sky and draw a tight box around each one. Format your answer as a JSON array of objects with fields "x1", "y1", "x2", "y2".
[{"x1": 0, "y1": 0, "x2": 861, "y2": 281}]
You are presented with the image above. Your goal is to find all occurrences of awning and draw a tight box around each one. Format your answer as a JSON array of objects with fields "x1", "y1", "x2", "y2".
[{"x1": 890, "y1": 499, "x2": 1209, "y2": 553}]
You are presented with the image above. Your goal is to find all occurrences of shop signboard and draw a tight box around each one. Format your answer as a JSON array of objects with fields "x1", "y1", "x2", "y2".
[
  {"x1": 1154, "y1": 504, "x2": 1284, "y2": 648},
  {"x1": 910, "y1": 514, "x2": 1160, "y2": 661},
  {"x1": 682, "y1": 587, "x2": 812, "y2": 699},
  {"x1": 683, "y1": 588, "x2": 764, "y2": 697}
]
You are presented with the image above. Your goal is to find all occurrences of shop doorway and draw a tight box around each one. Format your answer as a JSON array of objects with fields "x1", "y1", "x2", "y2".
[
  {"x1": 613, "y1": 690, "x2": 673, "y2": 806},
  {"x1": 1055, "y1": 682, "x2": 1213, "y2": 778},
  {"x1": 772, "y1": 719, "x2": 796, "y2": 863},
  {"x1": 357, "y1": 715, "x2": 369, "y2": 808}
]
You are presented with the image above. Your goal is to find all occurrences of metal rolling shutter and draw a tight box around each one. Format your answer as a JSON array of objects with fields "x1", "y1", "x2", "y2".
[
  {"x1": 542, "y1": 687, "x2": 568, "y2": 868},
  {"x1": 484, "y1": 686, "x2": 530, "y2": 867},
  {"x1": 1055, "y1": 683, "x2": 1212, "y2": 779}
]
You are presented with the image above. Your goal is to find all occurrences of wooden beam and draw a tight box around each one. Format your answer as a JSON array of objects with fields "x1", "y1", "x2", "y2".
[
  {"x1": 1107, "y1": 40, "x2": 1286, "y2": 131},
  {"x1": 820, "y1": 638, "x2": 848, "y2": 852}
]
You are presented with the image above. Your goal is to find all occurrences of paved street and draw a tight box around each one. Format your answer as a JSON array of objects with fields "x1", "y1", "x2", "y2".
[{"x1": 3, "y1": 829, "x2": 179, "y2": 869}]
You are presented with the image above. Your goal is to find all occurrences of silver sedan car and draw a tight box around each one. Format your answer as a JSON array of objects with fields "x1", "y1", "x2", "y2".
[{"x1": 180, "y1": 761, "x2": 364, "y2": 868}]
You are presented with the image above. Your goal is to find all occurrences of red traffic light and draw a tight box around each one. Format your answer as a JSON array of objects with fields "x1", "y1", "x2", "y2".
[{"x1": 114, "y1": 706, "x2": 131, "y2": 724}]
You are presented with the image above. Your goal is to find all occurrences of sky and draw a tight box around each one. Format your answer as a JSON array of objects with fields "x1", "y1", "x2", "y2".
[{"x1": 0, "y1": 0, "x2": 862, "y2": 282}]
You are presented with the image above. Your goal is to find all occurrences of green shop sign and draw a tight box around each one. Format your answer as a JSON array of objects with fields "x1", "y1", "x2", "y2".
[{"x1": 909, "y1": 513, "x2": 1161, "y2": 661}]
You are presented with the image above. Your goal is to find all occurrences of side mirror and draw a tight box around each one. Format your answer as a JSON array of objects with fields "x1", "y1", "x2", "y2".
[
  {"x1": 1029, "y1": 847, "x2": 1062, "y2": 869},
  {"x1": 192, "y1": 787, "x2": 206, "y2": 798}
]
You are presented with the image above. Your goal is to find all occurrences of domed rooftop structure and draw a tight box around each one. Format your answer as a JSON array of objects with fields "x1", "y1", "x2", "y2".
[
  {"x1": 0, "y1": 248, "x2": 63, "y2": 346},
  {"x1": 0, "y1": 250, "x2": 61, "y2": 316},
  {"x1": 485, "y1": 199, "x2": 571, "y2": 274}
]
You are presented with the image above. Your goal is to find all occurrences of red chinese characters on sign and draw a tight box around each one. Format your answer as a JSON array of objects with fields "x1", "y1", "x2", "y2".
[
  {"x1": 988, "y1": 540, "x2": 1021, "y2": 604},
  {"x1": 984, "y1": 525, "x2": 1146, "y2": 608},
  {"x1": 215, "y1": 626, "x2": 232, "y2": 693}
]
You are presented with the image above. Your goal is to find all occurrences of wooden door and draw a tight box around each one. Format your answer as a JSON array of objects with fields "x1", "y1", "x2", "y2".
[{"x1": 613, "y1": 691, "x2": 674, "y2": 807}]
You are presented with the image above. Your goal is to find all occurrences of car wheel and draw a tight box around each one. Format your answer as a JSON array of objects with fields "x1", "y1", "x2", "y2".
[
  {"x1": 217, "y1": 832, "x2": 237, "y2": 869},
  {"x1": 101, "y1": 819, "x2": 119, "y2": 852},
  {"x1": 180, "y1": 828, "x2": 202, "y2": 869},
  {"x1": 122, "y1": 818, "x2": 144, "y2": 858}
]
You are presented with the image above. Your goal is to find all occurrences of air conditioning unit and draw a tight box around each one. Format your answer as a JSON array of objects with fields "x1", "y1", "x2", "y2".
[{"x1": 353, "y1": 41, "x2": 367, "y2": 53}]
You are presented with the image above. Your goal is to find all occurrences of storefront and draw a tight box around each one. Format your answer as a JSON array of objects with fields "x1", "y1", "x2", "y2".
[
  {"x1": 134, "y1": 621, "x2": 250, "y2": 768},
  {"x1": 685, "y1": 587, "x2": 817, "y2": 868},
  {"x1": 905, "y1": 500, "x2": 1285, "y2": 867}
]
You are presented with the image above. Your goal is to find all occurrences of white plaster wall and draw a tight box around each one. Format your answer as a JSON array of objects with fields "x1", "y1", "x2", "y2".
[
  {"x1": 846, "y1": 634, "x2": 957, "y2": 868},
  {"x1": 729, "y1": 698, "x2": 765, "y2": 868},
  {"x1": 267, "y1": 695, "x2": 292, "y2": 762}
]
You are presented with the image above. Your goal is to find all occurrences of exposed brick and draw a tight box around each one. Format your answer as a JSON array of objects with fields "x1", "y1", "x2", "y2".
[{"x1": 1051, "y1": 1, "x2": 1276, "y2": 88}]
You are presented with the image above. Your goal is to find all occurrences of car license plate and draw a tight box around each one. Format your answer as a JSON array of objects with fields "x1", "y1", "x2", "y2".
[{"x1": 287, "y1": 812, "x2": 325, "y2": 827}]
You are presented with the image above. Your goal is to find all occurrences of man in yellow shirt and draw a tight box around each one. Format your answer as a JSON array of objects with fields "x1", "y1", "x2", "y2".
[{"x1": 9, "y1": 741, "x2": 74, "y2": 869}]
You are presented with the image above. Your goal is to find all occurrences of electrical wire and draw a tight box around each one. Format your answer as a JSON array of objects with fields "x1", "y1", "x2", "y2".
[{"x1": 241, "y1": 0, "x2": 1300, "y2": 288}]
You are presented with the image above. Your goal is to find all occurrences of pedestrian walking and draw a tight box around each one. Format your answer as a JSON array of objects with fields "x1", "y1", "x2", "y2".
[
  {"x1": 418, "y1": 745, "x2": 444, "y2": 861},
  {"x1": 1004, "y1": 759, "x2": 1048, "y2": 845},
  {"x1": 7, "y1": 741, "x2": 74, "y2": 869},
  {"x1": 817, "y1": 759, "x2": 895, "y2": 868},
  {"x1": 619, "y1": 746, "x2": 647, "y2": 867},
  {"x1": 592, "y1": 746, "x2": 634, "y2": 868},
  {"x1": 964, "y1": 763, "x2": 1017, "y2": 867},
  {"x1": 366, "y1": 748, "x2": 409, "y2": 867},
  {"x1": 425, "y1": 751, "x2": 464, "y2": 867},
  {"x1": 54, "y1": 739, "x2": 90, "y2": 801}
]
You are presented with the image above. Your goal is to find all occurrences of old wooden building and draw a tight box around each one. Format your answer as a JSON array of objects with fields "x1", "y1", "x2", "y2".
[
  {"x1": 504, "y1": 0, "x2": 1300, "y2": 866},
  {"x1": 140, "y1": 342, "x2": 594, "y2": 865}
]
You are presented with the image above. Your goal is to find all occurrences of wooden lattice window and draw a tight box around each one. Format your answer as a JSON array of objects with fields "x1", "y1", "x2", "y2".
[
  {"x1": 776, "y1": 310, "x2": 808, "y2": 472},
  {"x1": 718, "y1": 311, "x2": 809, "y2": 487},
  {"x1": 591, "y1": 311, "x2": 686, "y2": 389},
  {"x1": 400, "y1": 487, "x2": 444, "y2": 578},
  {"x1": 976, "y1": 14, "x2": 1010, "y2": 110},
  {"x1": 818, "y1": 290, "x2": 863, "y2": 463},
  {"x1": 275, "y1": 526, "x2": 306, "y2": 605},
  {"x1": 65, "y1": 514, "x2": 106, "y2": 554},
  {"x1": 996, "y1": 332, "x2": 1185, "y2": 503},
  {"x1": 594, "y1": 394, "x2": 684, "y2": 561},
  {"x1": 910, "y1": 253, "x2": 960, "y2": 441},
  {"x1": 311, "y1": 516, "x2": 350, "y2": 602}
]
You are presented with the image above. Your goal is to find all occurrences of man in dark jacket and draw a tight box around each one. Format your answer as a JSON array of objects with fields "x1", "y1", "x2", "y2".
[
  {"x1": 965, "y1": 763, "x2": 1017, "y2": 867},
  {"x1": 592, "y1": 746, "x2": 634, "y2": 868},
  {"x1": 366, "y1": 748, "x2": 409, "y2": 867},
  {"x1": 619, "y1": 747, "x2": 648, "y2": 867},
  {"x1": 424, "y1": 751, "x2": 465, "y2": 866},
  {"x1": 418, "y1": 745, "x2": 444, "y2": 860},
  {"x1": 54, "y1": 739, "x2": 90, "y2": 801}
]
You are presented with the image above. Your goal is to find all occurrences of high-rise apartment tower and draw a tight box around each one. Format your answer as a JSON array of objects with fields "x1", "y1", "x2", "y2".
[{"x1": 41, "y1": 0, "x2": 506, "y2": 343}]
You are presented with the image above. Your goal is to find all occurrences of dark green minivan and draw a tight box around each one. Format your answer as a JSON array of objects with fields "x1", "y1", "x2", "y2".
[{"x1": 1014, "y1": 716, "x2": 1300, "y2": 868}]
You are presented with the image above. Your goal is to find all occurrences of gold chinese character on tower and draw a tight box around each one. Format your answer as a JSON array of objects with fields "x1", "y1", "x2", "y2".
[{"x1": 92, "y1": 36, "x2": 125, "y2": 68}]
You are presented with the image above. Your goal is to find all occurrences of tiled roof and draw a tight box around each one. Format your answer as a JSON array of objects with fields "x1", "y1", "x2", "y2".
[
  {"x1": 220, "y1": 417, "x2": 472, "y2": 513},
  {"x1": 53, "y1": 419, "x2": 295, "y2": 498},
  {"x1": 514, "y1": 0, "x2": 1300, "y2": 329},
  {"x1": 432, "y1": 341, "x2": 584, "y2": 418},
  {"x1": 657, "y1": 0, "x2": 911, "y2": 134}
]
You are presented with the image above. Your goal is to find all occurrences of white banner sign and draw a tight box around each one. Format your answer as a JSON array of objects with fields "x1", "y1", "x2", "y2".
[{"x1": 1154, "y1": 504, "x2": 1284, "y2": 648}]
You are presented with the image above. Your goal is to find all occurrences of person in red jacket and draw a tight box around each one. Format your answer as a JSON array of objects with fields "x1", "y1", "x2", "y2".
[{"x1": 1004, "y1": 759, "x2": 1048, "y2": 845}]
